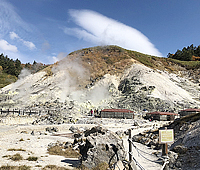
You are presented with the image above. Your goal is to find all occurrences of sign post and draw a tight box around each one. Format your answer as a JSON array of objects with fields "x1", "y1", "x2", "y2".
[
  {"x1": 159, "y1": 127, "x2": 174, "y2": 155},
  {"x1": 159, "y1": 127, "x2": 174, "y2": 170}
]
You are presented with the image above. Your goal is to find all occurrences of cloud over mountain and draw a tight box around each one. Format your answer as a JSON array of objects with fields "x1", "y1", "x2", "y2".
[
  {"x1": 9, "y1": 32, "x2": 36, "y2": 50},
  {"x1": 0, "y1": 39, "x2": 18, "y2": 52},
  {"x1": 64, "y1": 9, "x2": 162, "y2": 57}
]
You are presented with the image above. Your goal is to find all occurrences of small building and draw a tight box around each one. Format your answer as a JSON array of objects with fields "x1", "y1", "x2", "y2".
[
  {"x1": 100, "y1": 109, "x2": 134, "y2": 119},
  {"x1": 145, "y1": 111, "x2": 179, "y2": 121},
  {"x1": 178, "y1": 108, "x2": 200, "y2": 117}
]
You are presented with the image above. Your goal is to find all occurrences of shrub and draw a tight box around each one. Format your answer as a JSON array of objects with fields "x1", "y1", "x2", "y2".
[
  {"x1": 26, "y1": 156, "x2": 38, "y2": 161},
  {"x1": 47, "y1": 145, "x2": 80, "y2": 158},
  {"x1": 10, "y1": 153, "x2": 23, "y2": 161},
  {"x1": 0, "y1": 165, "x2": 31, "y2": 170},
  {"x1": 42, "y1": 165, "x2": 69, "y2": 170},
  {"x1": 2, "y1": 155, "x2": 11, "y2": 158}
]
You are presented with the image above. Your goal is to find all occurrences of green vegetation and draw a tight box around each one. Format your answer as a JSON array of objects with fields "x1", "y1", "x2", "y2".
[
  {"x1": 47, "y1": 145, "x2": 80, "y2": 158},
  {"x1": 19, "y1": 138, "x2": 24, "y2": 141},
  {"x1": 168, "y1": 58, "x2": 200, "y2": 69},
  {"x1": 2, "y1": 44, "x2": 200, "y2": 89},
  {"x1": 0, "y1": 53, "x2": 22, "y2": 77},
  {"x1": 168, "y1": 44, "x2": 200, "y2": 61},
  {"x1": 0, "y1": 72, "x2": 17, "y2": 88},
  {"x1": 0, "y1": 53, "x2": 49, "y2": 88}
]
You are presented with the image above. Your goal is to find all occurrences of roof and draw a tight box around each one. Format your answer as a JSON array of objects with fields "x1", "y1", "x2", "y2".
[
  {"x1": 180, "y1": 108, "x2": 200, "y2": 112},
  {"x1": 101, "y1": 109, "x2": 134, "y2": 113},
  {"x1": 147, "y1": 111, "x2": 178, "y2": 116}
]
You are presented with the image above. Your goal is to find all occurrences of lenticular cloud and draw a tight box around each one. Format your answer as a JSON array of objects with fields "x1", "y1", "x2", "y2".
[{"x1": 65, "y1": 9, "x2": 162, "y2": 57}]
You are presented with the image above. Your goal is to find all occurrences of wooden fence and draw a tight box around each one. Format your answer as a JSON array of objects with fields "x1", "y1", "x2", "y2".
[{"x1": 0, "y1": 109, "x2": 57, "y2": 117}]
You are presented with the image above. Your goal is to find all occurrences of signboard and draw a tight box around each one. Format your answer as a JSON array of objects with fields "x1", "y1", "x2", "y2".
[{"x1": 159, "y1": 129, "x2": 174, "y2": 144}]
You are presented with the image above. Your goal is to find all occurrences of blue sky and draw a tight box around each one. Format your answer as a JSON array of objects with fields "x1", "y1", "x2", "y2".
[{"x1": 0, "y1": 0, "x2": 200, "y2": 64}]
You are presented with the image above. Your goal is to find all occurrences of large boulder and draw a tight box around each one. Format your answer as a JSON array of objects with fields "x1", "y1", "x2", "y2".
[{"x1": 78, "y1": 126, "x2": 126, "y2": 169}]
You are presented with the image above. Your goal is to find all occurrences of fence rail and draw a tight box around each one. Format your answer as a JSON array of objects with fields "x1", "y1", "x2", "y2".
[
  {"x1": 0, "y1": 108, "x2": 57, "y2": 117},
  {"x1": 128, "y1": 129, "x2": 169, "y2": 170}
]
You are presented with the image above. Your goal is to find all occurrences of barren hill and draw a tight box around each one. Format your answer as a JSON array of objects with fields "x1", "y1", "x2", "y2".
[{"x1": 0, "y1": 45, "x2": 200, "y2": 117}]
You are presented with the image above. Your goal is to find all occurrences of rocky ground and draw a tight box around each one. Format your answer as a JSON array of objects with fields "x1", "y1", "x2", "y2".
[
  {"x1": 1, "y1": 112, "x2": 200, "y2": 170},
  {"x1": 0, "y1": 116, "x2": 169, "y2": 170},
  {"x1": 132, "y1": 113, "x2": 200, "y2": 170}
]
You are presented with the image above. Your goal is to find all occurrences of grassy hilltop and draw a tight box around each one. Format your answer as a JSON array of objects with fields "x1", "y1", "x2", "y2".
[{"x1": 1, "y1": 45, "x2": 200, "y2": 88}]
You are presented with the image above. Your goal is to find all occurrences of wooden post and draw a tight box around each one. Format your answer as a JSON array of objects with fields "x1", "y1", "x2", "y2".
[
  {"x1": 128, "y1": 129, "x2": 132, "y2": 170},
  {"x1": 161, "y1": 127, "x2": 169, "y2": 156},
  {"x1": 161, "y1": 127, "x2": 169, "y2": 170}
]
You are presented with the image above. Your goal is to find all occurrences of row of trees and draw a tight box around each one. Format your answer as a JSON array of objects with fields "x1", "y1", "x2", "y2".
[
  {"x1": 167, "y1": 44, "x2": 200, "y2": 61},
  {"x1": 0, "y1": 53, "x2": 22, "y2": 76},
  {"x1": 0, "y1": 53, "x2": 48, "y2": 77}
]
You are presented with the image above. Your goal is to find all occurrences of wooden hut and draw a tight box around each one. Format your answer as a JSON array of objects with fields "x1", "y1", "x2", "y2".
[
  {"x1": 178, "y1": 108, "x2": 200, "y2": 117},
  {"x1": 100, "y1": 109, "x2": 134, "y2": 119},
  {"x1": 146, "y1": 111, "x2": 179, "y2": 121}
]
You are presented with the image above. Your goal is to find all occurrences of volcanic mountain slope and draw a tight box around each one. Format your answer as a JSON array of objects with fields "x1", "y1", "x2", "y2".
[{"x1": 0, "y1": 45, "x2": 200, "y2": 116}]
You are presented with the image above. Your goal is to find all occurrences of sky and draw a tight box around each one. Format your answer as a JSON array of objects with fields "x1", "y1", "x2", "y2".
[{"x1": 0, "y1": 0, "x2": 200, "y2": 64}]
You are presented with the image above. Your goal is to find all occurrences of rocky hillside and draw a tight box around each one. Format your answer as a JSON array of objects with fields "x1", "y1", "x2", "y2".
[{"x1": 0, "y1": 45, "x2": 200, "y2": 117}]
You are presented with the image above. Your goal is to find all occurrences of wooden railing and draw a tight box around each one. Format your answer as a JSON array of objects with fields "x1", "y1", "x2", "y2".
[{"x1": 0, "y1": 109, "x2": 58, "y2": 117}]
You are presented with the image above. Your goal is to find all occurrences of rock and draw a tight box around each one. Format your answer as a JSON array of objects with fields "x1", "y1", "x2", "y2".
[
  {"x1": 175, "y1": 161, "x2": 182, "y2": 168},
  {"x1": 115, "y1": 130, "x2": 125, "y2": 137},
  {"x1": 172, "y1": 145, "x2": 188, "y2": 154},
  {"x1": 64, "y1": 141, "x2": 72, "y2": 149},
  {"x1": 132, "y1": 134, "x2": 142, "y2": 142},
  {"x1": 84, "y1": 126, "x2": 106, "y2": 137},
  {"x1": 74, "y1": 133, "x2": 82, "y2": 139},
  {"x1": 133, "y1": 121, "x2": 139, "y2": 126},
  {"x1": 69, "y1": 126, "x2": 79, "y2": 133},
  {"x1": 168, "y1": 151, "x2": 178, "y2": 169},
  {"x1": 31, "y1": 130, "x2": 35, "y2": 135},
  {"x1": 78, "y1": 126, "x2": 126, "y2": 169},
  {"x1": 45, "y1": 127, "x2": 59, "y2": 133}
]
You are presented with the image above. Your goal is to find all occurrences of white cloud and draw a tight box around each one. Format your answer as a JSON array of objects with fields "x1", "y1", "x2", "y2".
[
  {"x1": 0, "y1": 0, "x2": 31, "y2": 35},
  {"x1": 9, "y1": 31, "x2": 36, "y2": 50},
  {"x1": 23, "y1": 41, "x2": 36, "y2": 50},
  {"x1": 0, "y1": 39, "x2": 18, "y2": 52},
  {"x1": 65, "y1": 9, "x2": 162, "y2": 56},
  {"x1": 9, "y1": 32, "x2": 19, "y2": 40}
]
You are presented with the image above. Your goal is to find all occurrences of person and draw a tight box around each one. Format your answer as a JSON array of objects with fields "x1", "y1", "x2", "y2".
[
  {"x1": 94, "y1": 109, "x2": 97, "y2": 116},
  {"x1": 90, "y1": 109, "x2": 93, "y2": 116}
]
